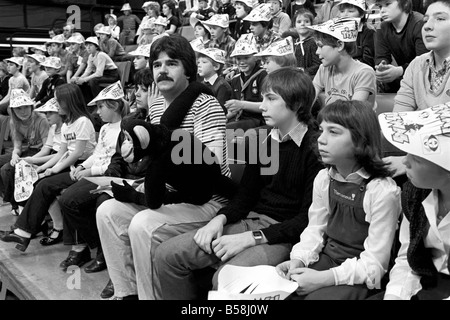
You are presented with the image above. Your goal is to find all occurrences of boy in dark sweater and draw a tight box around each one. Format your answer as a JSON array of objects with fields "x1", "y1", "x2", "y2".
[
  {"x1": 153, "y1": 67, "x2": 323, "y2": 300},
  {"x1": 374, "y1": 0, "x2": 429, "y2": 93}
]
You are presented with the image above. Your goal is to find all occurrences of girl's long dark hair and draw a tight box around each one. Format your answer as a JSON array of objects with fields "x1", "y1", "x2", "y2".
[
  {"x1": 55, "y1": 84, "x2": 92, "y2": 124},
  {"x1": 317, "y1": 100, "x2": 393, "y2": 178}
]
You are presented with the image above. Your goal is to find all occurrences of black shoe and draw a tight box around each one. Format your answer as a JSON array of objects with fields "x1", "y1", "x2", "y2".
[
  {"x1": 59, "y1": 247, "x2": 91, "y2": 272},
  {"x1": 100, "y1": 279, "x2": 114, "y2": 299},
  {"x1": 85, "y1": 251, "x2": 107, "y2": 273},
  {"x1": 40, "y1": 229, "x2": 63, "y2": 246},
  {"x1": 0, "y1": 231, "x2": 31, "y2": 252}
]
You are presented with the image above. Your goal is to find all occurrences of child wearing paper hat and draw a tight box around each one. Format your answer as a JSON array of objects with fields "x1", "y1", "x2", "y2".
[
  {"x1": 0, "y1": 88, "x2": 50, "y2": 216},
  {"x1": 379, "y1": 103, "x2": 450, "y2": 300},
  {"x1": 26, "y1": 54, "x2": 48, "y2": 100},
  {"x1": 117, "y1": 3, "x2": 142, "y2": 46},
  {"x1": 0, "y1": 57, "x2": 30, "y2": 115},
  {"x1": 129, "y1": 44, "x2": 151, "y2": 70},
  {"x1": 226, "y1": 33, "x2": 267, "y2": 129},
  {"x1": 34, "y1": 56, "x2": 65, "y2": 108},
  {"x1": 338, "y1": 0, "x2": 375, "y2": 68},
  {"x1": 192, "y1": 20, "x2": 211, "y2": 49},
  {"x1": 309, "y1": 17, "x2": 377, "y2": 110},
  {"x1": 203, "y1": 14, "x2": 236, "y2": 72},
  {"x1": 196, "y1": 48, "x2": 232, "y2": 112},
  {"x1": 255, "y1": 36, "x2": 297, "y2": 73},
  {"x1": 232, "y1": 0, "x2": 254, "y2": 40},
  {"x1": 244, "y1": 3, "x2": 280, "y2": 52}
]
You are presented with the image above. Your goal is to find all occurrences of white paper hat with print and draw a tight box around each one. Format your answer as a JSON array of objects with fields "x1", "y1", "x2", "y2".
[
  {"x1": 66, "y1": 34, "x2": 85, "y2": 44},
  {"x1": 47, "y1": 34, "x2": 66, "y2": 44},
  {"x1": 230, "y1": 34, "x2": 258, "y2": 57},
  {"x1": 35, "y1": 97, "x2": 59, "y2": 113},
  {"x1": 4, "y1": 57, "x2": 24, "y2": 66},
  {"x1": 41, "y1": 56, "x2": 62, "y2": 69},
  {"x1": 255, "y1": 36, "x2": 294, "y2": 57},
  {"x1": 30, "y1": 45, "x2": 47, "y2": 53},
  {"x1": 190, "y1": 38, "x2": 207, "y2": 52},
  {"x1": 197, "y1": 48, "x2": 226, "y2": 64},
  {"x1": 129, "y1": 44, "x2": 152, "y2": 57},
  {"x1": 379, "y1": 103, "x2": 450, "y2": 171},
  {"x1": 97, "y1": 26, "x2": 112, "y2": 35},
  {"x1": 85, "y1": 36, "x2": 100, "y2": 47},
  {"x1": 10, "y1": 89, "x2": 33, "y2": 109},
  {"x1": 203, "y1": 14, "x2": 230, "y2": 28},
  {"x1": 88, "y1": 81, "x2": 124, "y2": 106},
  {"x1": 307, "y1": 17, "x2": 360, "y2": 42},
  {"x1": 154, "y1": 16, "x2": 169, "y2": 26},
  {"x1": 243, "y1": 3, "x2": 273, "y2": 22},
  {"x1": 236, "y1": 0, "x2": 260, "y2": 8},
  {"x1": 338, "y1": 0, "x2": 367, "y2": 11},
  {"x1": 121, "y1": 3, "x2": 132, "y2": 11},
  {"x1": 141, "y1": 17, "x2": 156, "y2": 30},
  {"x1": 26, "y1": 54, "x2": 46, "y2": 64}
]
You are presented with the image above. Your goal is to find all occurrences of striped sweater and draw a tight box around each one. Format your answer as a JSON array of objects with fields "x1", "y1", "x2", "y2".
[{"x1": 148, "y1": 93, "x2": 231, "y2": 204}]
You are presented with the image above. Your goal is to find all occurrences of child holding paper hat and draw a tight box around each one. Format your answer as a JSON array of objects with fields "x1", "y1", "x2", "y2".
[
  {"x1": 338, "y1": 0, "x2": 376, "y2": 68},
  {"x1": 26, "y1": 54, "x2": 48, "y2": 100},
  {"x1": 34, "y1": 56, "x2": 65, "y2": 109},
  {"x1": 0, "y1": 57, "x2": 30, "y2": 115},
  {"x1": 2, "y1": 97, "x2": 63, "y2": 216},
  {"x1": 378, "y1": 103, "x2": 450, "y2": 300},
  {"x1": 310, "y1": 17, "x2": 377, "y2": 110},
  {"x1": 196, "y1": 47, "x2": 232, "y2": 111},
  {"x1": 226, "y1": 34, "x2": 267, "y2": 129},
  {"x1": 255, "y1": 36, "x2": 297, "y2": 73},
  {"x1": 0, "y1": 89, "x2": 49, "y2": 215},
  {"x1": 244, "y1": 3, "x2": 280, "y2": 52}
]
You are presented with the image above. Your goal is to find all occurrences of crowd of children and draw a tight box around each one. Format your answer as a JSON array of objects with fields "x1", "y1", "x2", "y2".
[{"x1": 0, "y1": 0, "x2": 449, "y2": 301}]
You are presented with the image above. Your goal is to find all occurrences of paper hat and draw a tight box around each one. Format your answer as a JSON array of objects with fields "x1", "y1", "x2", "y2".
[
  {"x1": 108, "y1": 13, "x2": 117, "y2": 20},
  {"x1": 30, "y1": 45, "x2": 47, "y2": 53},
  {"x1": 190, "y1": 38, "x2": 207, "y2": 52},
  {"x1": 4, "y1": 57, "x2": 24, "y2": 66},
  {"x1": 243, "y1": 3, "x2": 273, "y2": 22},
  {"x1": 26, "y1": 54, "x2": 46, "y2": 64},
  {"x1": 255, "y1": 36, "x2": 294, "y2": 57},
  {"x1": 47, "y1": 34, "x2": 66, "y2": 44},
  {"x1": 235, "y1": 0, "x2": 259, "y2": 8},
  {"x1": 203, "y1": 14, "x2": 230, "y2": 28},
  {"x1": 230, "y1": 34, "x2": 258, "y2": 57},
  {"x1": 379, "y1": 103, "x2": 450, "y2": 171},
  {"x1": 121, "y1": 3, "x2": 132, "y2": 11},
  {"x1": 153, "y1": 16, "x2": 169, "y2": 26},
  {"x1": 307, "y1": 17, "x2": 360, "y2": 42},
  {"x1": 338, "y1": 0, "x2": 367, "y2": 11},
  {"x1": 35, "y1": 97, "x2": 59, "y2": 113},
  {"x1": 142, "y1": 1, "x2": 151, "y2": 8},
  {"x1": 265, "y1": 0, "x2": 283, "y2": 4},
  {"x1": 85, "y1": 36, "x2": 100, "y2": 47},
  {"x1": 10, "y1": 89, "x2": 33, "y2": 108},
  {"x1": 129, "y1": 44, "x2": 152, "y2": 57},
  {"x1": 141, "y1": 18, "x2": 156, "y2": 30},
  {"x1": 88, "y1": 81, "x2": 124, "y2": 106},
  {"x1": 41, "y1": 56, "x2": 62, "y2": 69},
  {"x1": 197, "y1": 48, "x2": 226, "y2": 64},
  {"x1": 66, "y1": 34, "x2": 85, "y2": 44},
  {"x1": 97, "y1": 26, "x2": 112, "y2": 35}
]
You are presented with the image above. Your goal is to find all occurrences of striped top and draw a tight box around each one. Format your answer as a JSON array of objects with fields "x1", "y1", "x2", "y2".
[{"x1": 148, "y1": 93, "x2": 231, "y2": 205}]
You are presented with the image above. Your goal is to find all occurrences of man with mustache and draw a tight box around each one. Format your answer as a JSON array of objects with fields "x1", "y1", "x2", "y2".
[{"x1": 95, "y1": 34, "x2": 233, "y2": 300}]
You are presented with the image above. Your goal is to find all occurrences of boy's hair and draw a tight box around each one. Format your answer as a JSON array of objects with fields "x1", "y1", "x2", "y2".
[
  {"x1": 261, "y1": 67, "x2": 314, "y2": 124},
  {"x1": 98, "y1": 98, "x2": 130, "y2": 118},
  {"x1": 293, "y1": 8, "x2": 315, "y2": 27},
  {"x1": 134, "y1": 68, "x2": 153, "y2": 88},
  {"x1": 55, "y1": 84, "x2": 92, "y2": 124},
  {"x1": 426, "y1": 0, "x2": 450, "y2": 9},
  {"x1": 315, "y1": 32, "x2": 357, "y2": 56},
  {"x1": 234, "y1": 1, "x2": 253, "y2": 14},
  {"x1": 150, "y1": 34, "x2": 197, "y2": 82},
  {"x1": 317, "y1": 100, "x2": 392, "y2": 178},
  {"x1": 251, "y1": 20, "x2": 273, "y2": 29},
  {"x1": 197, "y1": 53, "x2": 224, "y2": 75},
  {"x1": 376, "y1": 0, "x2": 412, "y2": 13},
  {"x1": 338, "y1": 3, "x2": 367, "y2": 22},
  {"x1": 267, "y1": 54, "x2": 297, "y2": 69}
]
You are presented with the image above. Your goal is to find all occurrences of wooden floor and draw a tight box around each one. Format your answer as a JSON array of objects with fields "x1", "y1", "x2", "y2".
[{"x1": 0, "y1": 201, "x2": 109, "y2": 300}]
